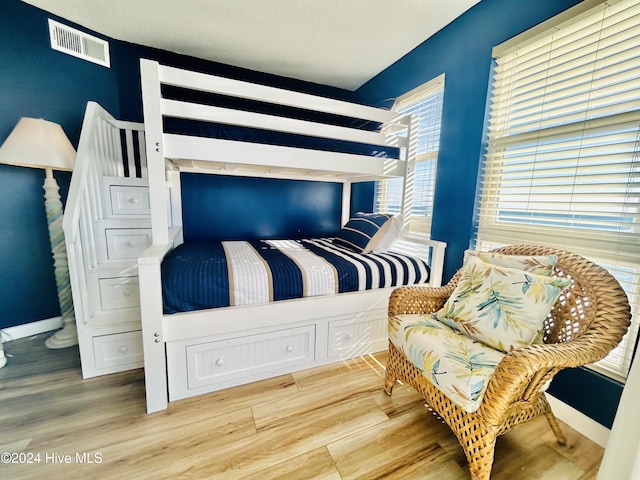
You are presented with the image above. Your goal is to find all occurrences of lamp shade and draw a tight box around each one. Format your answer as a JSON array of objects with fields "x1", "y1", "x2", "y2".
[{"x1": 0, "y1": 117, "x2": 76, "y2": 171}]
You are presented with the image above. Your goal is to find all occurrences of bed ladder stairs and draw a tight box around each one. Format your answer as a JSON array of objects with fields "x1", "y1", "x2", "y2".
[{"x1": 63, "y1": 102, "x2": 150, "y2": 378}]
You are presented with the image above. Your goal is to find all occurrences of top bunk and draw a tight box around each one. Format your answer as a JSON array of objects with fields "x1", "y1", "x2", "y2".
[{"x1": 140, "y1": 59, "x2": 413, "y2": 183}]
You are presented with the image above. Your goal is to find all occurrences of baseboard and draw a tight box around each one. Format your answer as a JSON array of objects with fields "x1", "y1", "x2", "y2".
[
  {"x1": 1, "y1": 317, "x2": 62, "y2": 342},
  {"x1": 547, "y1": 393, "x2": 610, "y2": 447}
]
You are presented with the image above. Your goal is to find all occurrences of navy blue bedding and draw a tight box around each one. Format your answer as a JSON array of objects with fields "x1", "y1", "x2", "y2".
[{"x1": 161, "y1": 238, "x2": 430, "y2": 314}]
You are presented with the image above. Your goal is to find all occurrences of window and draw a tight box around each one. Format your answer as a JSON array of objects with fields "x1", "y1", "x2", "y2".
[
  {"x1": 375, "y1": 74, "x2": 444, "y2": 239},
  {"x1": 475, "y1": 0, "x2": 640, "y2": 380}
]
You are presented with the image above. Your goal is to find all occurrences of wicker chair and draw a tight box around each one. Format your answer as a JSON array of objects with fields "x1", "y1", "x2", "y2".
[{"x1": 384, "y1": 245, "x2": 631, "y2": 480}]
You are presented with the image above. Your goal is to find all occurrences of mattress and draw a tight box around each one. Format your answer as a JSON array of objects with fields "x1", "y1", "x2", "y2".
[{"x1": 161, "y1": 238, "x2": 430, "y2": 313}]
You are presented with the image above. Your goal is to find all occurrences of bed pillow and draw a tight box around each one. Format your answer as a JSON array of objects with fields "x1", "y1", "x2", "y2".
[
  {"x1": 433, "y1": 256, "x2": 573, "y2": 352},
  {"x1": 372, "y1": 214, "x2": 403, "y2": 252},
  {"x1": 464, "y1": 250, "x2": 558, "y2": 276},
  {"x1": 333, "y1": 213, "x2": 391, "y2": 254}
]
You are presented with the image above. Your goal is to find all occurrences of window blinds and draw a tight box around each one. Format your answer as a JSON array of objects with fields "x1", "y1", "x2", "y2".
[
  {"x1": 476, "y1": 0, "x2": 640, "y2": 380},
  {"x1": 375, "y1": 75, "x2": 444, "y2": 239}
]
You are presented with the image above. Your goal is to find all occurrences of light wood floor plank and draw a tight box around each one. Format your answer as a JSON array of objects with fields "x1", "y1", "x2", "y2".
[{"x1": 241, "y1": 447, "x2": 342, "y2": 480}]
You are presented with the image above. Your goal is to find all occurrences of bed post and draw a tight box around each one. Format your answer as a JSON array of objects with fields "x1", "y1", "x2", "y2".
[
  {"x1": 399, "y1": 113, "x2": 416, "y2": 236},
  {"x1": 138, "y1": 249, "x2": 168, "y2": 413},
  {"x1": 141, "y1": 59, "x2": 170, "y2": 243},
  {"x1": 341, "y1": 180, "x2": 351, "y2": 226},
  {"x1": 139, "y1": 59, "x2": 170, "y2": 413},
  {"x1": 428, "y1": 240, "x2": 447, "y2": 287}
]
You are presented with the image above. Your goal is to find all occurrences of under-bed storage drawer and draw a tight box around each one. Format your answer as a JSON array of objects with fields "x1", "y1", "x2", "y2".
[
  {"x1": 327, "y1": 312, "x2": 388, "y2": 359},
  {"x1": 185, "y1": 325, "x2": 316, "y2": 390},
  {"x1": 93, "y1": 330, "x2": 143, "y2": 370}
]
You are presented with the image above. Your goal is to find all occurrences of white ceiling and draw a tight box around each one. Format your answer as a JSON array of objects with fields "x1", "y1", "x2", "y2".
[{"x1": 22, "y1": 0, "x2": 479, "y2": 91}]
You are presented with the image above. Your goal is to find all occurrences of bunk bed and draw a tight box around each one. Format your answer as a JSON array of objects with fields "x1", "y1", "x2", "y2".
[{"x1": 138, "y1": 59, "x2": 447, "y2": 413}]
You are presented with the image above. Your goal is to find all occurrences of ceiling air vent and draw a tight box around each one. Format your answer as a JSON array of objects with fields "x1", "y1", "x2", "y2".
[{"x1": 48, "y1": 19, "x2": 110, "y2": 68}]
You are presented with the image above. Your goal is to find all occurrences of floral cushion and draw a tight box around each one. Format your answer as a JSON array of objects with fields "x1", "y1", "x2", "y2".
[
  {"x1": 389, "y1": 313, "x2": 505, "y2": 412},
  {"x1": 464, "y1": 250, "x2": 558, "y2": 276},
  {"x1": 434, "y1": 256, "x2": 573, "y2": 352}
]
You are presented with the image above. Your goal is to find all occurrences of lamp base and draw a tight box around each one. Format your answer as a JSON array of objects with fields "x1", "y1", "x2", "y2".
[
  {"x1": 42, "y1": 169, "x2": 78, "y2": 350},
  {"x1": 45, "y1": 318, "x2": 78, "y2": 349},
  {"x1": 0, "y1": 339, "x2": 6, "y2": 368}
]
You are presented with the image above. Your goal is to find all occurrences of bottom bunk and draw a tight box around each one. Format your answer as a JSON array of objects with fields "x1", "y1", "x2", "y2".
[{"x1": 139, "y1": 235, "x2": 446, "y2": 413}]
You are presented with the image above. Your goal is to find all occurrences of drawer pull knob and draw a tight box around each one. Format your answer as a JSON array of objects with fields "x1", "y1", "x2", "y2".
[
  {"x1": 285, "y1": 345, "x2": 295, "y2": 353},
  {"x1": 119, "y1": 345, "x2": 128, "y2": 353},
  {"x1": 128, "y1": 197, "x2": 139, "y2": 204},
  {"x1": 127, "y1": 240, "x2": 136, "y2": 248},
  {"x1": 123, "y1": 289, "x2": 132, "y2": 297},
  {"x1": 215, "y1": 358, "x2": 225, "y2": 367},
  {"x1": 346, "y1": 333, "x2": 355, "y2": 340}
]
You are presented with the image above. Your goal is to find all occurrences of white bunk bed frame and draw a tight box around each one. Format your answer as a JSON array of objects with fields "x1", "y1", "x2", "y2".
[{"x1": 138, "y1": 59, "x2": 446, "y2": 413}]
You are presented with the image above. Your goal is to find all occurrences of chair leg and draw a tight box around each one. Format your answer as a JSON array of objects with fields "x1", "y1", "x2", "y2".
[
  {"x1": 384, "y1": 369, "x2": 397, "y2": 395},
  {"x1": 463, "y1": 432, "x2": 497, "y2": 480},
  {"x1": 545, "y1": 411, "x2": 567, "y2": 445}
]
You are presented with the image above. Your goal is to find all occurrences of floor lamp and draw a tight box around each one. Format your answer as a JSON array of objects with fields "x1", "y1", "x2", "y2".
[{"x1": 0, "y1": 118, "x2": 78, "y2": 349}]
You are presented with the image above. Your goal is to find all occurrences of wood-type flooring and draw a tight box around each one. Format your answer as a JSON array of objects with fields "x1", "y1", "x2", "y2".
[{"x1": 0, "y1": 334, "x2": 604, "y2": 479}]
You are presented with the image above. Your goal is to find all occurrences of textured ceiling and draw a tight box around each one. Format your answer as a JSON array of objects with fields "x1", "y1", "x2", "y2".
[{"x1": 22, "y1": 0, "x2": 479, "y2": 91}]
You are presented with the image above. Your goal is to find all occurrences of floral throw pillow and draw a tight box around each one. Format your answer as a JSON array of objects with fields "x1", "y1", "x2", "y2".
[
  {"x1": 464, "y1": 250, "x2": 558, "y2": 276},
  {"x1": 434, "y1": 256, "x2": 573, "y2": 352}
]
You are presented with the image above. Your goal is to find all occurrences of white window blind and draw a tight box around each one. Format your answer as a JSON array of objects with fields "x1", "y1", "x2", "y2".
[
  {"x1": 375, "y1": 74, "x2": 444, "y2": 239},
  {"x1": 476, "y1": 0, "x2": 640, "y2": 380}
]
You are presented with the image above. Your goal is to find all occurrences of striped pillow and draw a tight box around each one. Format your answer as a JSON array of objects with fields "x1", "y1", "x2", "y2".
[{"x1": 333, "y1": 213, "x2": 391, "y2": 253}]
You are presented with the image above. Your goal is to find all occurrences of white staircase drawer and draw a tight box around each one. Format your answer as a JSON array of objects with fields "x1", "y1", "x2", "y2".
[
  {"x1": 99, "y1": 277, "x2": 140, "y2": 310},
  {"x1": 185, "y1": 325, "x2": 316, "y2": 390},
  {"x1": 109, "y1": 185, "x2": 150, "y2": 216},
  {"x1": 93, "y1": 331, "x2": 143, "y2": 370},
  {"x1": 105, "y1": 229, "x2": 151, "y2": 259}
]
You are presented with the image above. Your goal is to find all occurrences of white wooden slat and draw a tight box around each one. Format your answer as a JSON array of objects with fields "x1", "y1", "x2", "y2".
[
  {"x1": 111, "y1": 124, "x2": 125, "y2": 177},
  {"x1": 124, "y1": 129, "x2": 136, "y2": 178},
  {"x1": 162, "y1": 134, "x2": 405, "y2": 179},
  {"x1": 79, "y1": 197, "x2": 97, "y2": 269},
  {"x1": 160, "y1": 99, "x2": 402, "y2": 149},
  {"x1": 158, "y1": 63, "x2": 402, "y2": 125},
  {"x1": 89, "y1": 142, "x2": 103, "y2": 222},
  {"x1": 138, "y1": 130, "x2": 148, "y2": 179}
]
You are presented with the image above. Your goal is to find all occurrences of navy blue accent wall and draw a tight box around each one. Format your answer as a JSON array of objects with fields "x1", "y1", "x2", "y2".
[
  {"x1": 356, "y1": 0, "x2": 622, "y2": 427},
  {"x1": 355, "y1": 0, "x2": 583, "y2": 284},
  {"x1": 0, "y1": 1, "x2": 120, "y2": 329},
  {"x1": 548, "y1": 368, "x2": 623, "y2": 429},
  {"x1": 350, "y1": 182, "x2": 375, "y2": 217},
  {"x1": 181, "y1": 174, "x2": 343, "y2": 241}
]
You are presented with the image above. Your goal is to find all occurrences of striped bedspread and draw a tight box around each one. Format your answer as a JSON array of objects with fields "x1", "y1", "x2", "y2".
[{"x1": 161, "y1": 238, "x2": 430, "y2": 313}]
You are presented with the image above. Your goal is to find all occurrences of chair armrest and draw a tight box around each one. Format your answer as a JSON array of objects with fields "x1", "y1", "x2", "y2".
[
  {"x1": 478, "y1": 336, "x2": 616, "y2": 424},
  {"x1": 388, "y1": 285, "x2": 456, "y2": 316}
]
